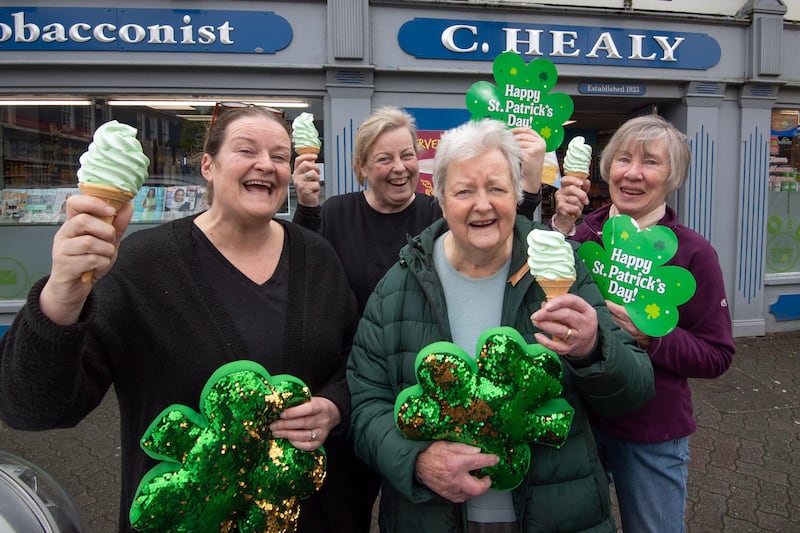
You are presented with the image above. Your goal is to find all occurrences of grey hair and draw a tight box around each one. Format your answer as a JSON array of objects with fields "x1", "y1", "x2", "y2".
[
  {"x1": 432, "y1": 119, "x2": 522, "y2": 204},
  {"x1": 599, "y1": 114, "x2": 690, "y2": 194}
]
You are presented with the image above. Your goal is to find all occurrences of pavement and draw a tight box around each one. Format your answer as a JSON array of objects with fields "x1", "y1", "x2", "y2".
[{"x1": 1, "y1": 331, "x2": 799, "y2": 532}]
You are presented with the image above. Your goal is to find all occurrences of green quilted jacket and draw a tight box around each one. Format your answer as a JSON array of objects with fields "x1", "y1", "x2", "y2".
[{"x1": 347, "y1": 216, "x2": 655, "y2": 533}]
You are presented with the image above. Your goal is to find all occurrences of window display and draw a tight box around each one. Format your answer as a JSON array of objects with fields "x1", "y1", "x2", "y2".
[
  {"x1": 768, "y1": 110, "x2": 800, "y2": 275},
  {"x1": 0, "y1": 97, "x2": 316, "y2": 225}
]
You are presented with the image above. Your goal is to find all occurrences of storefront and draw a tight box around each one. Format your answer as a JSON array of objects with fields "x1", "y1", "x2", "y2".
[
  {"x1": 0, "y1": 0, "x2": 797, "y2": 336},
  {"x1": 765, "y1": 10, "x2": 800, "y2": 332}
]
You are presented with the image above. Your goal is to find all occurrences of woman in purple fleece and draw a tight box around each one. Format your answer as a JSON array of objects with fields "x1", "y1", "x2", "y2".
[{"x1": 552, "y1": 114, "x2": 735, "y2": 533}]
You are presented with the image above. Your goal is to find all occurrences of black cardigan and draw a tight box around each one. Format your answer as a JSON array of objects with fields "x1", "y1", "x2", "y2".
[{"x1": 0, "y1": 215, "x2": 359, "y2": 532}]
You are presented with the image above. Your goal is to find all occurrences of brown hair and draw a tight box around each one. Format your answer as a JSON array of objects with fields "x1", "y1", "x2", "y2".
[{"x1": 202, "y1": 106, "x2": 290, "y2": 204}]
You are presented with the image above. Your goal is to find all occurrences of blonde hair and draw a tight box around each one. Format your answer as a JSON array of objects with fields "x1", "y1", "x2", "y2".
[{"x1": 353, "y1": 106, "x2": 418, "y2": 186}]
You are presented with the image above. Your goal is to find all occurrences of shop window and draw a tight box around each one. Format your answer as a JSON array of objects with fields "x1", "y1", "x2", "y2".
[
  {"x1": 768, "y1": 110, "x2": 800, "y2": 275},
  {"x1": 0, "y1": 97, "x2": 318, "y2": 225}
]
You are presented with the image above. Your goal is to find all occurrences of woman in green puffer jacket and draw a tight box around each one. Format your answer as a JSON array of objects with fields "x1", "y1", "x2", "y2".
[{"x1": 347, "y1": 119, "x2": 654, "y2": 533}]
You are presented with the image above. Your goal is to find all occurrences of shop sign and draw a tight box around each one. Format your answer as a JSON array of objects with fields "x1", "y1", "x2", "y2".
[
  {"x1": 0, "y1": 8, "x2": 292, "y2": 53},
  {"x1": 578, "y1": 82, "x2": 646, "y2": 95},
  {"x1": 399, "y1": 18, "x2": 720, "y2": 70}
]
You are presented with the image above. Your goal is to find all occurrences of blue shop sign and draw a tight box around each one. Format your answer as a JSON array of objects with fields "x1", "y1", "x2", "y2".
[
  {"x1": 0, "y1": 7, "x2": 292, "y2": 53},
  {"x1": 399, "y1": 18, "x2": 720, "y2": 70}
]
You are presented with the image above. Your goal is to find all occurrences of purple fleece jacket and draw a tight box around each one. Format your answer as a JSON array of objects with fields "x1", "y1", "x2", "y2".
[{"x1": 573, "y1": 204, "x2": 735, "y2": 442}]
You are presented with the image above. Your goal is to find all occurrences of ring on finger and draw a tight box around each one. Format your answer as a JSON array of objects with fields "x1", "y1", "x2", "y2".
[
  {"x1": 305, "y1": 171, "x2": 312, "y2": 180},
  {"x1": 564, "y1": 327, "x2": 573, "y2": 341},
  {"x1": 310, "y1": 431, "x2": 317, "y2": 441}
]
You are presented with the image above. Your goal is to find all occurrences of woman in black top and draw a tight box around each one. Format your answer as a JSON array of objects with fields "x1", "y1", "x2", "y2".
[{"x1": 0, "y1": 106, "x2": 360, "y2": 532}]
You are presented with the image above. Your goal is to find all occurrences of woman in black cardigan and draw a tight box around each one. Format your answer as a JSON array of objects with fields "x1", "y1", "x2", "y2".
[{"x1": 0, "y1": 106, "x2": 360, "y2": 532}]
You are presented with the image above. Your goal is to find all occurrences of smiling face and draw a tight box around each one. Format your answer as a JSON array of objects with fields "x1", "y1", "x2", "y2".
[
  {"x1": 608, "y1": 138, "x2": 671, "y2": 220},
  {"x1": 359, "y1": 127, "x2": 420, "y2": 213},
  {"x1": 440, "y1": 148, "x2": 517, "y2": 267},
  {"x1": 201, "y1": 115, "x2": 291, "y2": 223}
]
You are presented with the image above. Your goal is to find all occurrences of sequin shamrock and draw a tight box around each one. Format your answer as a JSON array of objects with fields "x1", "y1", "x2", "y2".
[
  {"x1": 466, "y1": 52, "x2": 574, "y2": 151},
  {"x1": 129, "y1": 360, "x2": 325, "y2": 533},
  {"x1": 577, "y1": 214, "x2": 697, "y2": 337},
  {"x1": 394, "y1": 326, "x2": 574, "y2": 491}
]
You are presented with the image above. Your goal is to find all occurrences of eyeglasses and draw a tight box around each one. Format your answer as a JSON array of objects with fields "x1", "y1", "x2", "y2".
[{"x1": 208, "y1": 102, "x2": 285, "y2": 131}]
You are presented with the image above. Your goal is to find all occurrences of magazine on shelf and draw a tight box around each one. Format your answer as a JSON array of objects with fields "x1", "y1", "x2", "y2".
[
  {"x1": 132, "y1": 186, "x2": 165, "y2": 223},
  {"x1": 0, "y1": 189, "x2": 28, "y2": 223},
  {"x1": 52, "y1": 188, "x2": 79, "y2": 223},
  {"x1": 18, "y1": 188, "x2": 57, "y2": 223},
  {"x1": 164, "y1": 185, "x2": 208, "y2": 220}
]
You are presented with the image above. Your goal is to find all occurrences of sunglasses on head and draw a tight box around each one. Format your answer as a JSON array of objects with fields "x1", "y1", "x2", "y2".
[{"x1": 208, "y1": 102, "x2": 284, "y2": 131}]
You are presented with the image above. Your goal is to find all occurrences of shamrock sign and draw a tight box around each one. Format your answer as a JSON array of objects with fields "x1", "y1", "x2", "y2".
[
  {"x1": 130, "y1": 360, "x2": 325, "y2": 533},
  {"x1": 577, "y1": 214, "x2": 696, "y2": 337},
  {"x1": 466, "y1": 51, "x2": 574, "y2": 152},
  {"x1": 394, "y1": 327, "x2": 574, "y2": 491}
]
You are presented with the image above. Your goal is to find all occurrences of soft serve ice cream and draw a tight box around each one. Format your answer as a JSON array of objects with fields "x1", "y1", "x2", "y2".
[
  {"x1": 291, "y1": 112, "x2": 321, "y2": 155},
  {"x1": 562, "y1": 136, "x2": 592, "y2": 179},
  {"x1": 527, "y1": 229, "x2": 577, "y2": 342},
  {"x1": 78, "y1": 120, "x2": 150, "y2": 196},
  {"x1": 563, "y1": 136, "x2": 592, "y2": 197},
  {"x1": 527, "y1": 228, "x2": 576, "y2": 301},
  {"x1": 77, "y1": 120, "x2": 149, "y2": 281}
]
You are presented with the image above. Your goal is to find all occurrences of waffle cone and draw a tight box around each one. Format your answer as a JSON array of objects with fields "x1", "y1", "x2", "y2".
[
  {"x1": 536, "y1": 278, "x2": 575, "y2": 301},
  {"x1": 78, "y1": 183, "x2": 135, "y2": 282},
  {"x1": 296, "y1": 146, "x2": 320, "y2": 155},
  {"x1": 564, "y1": 171, "x2": 588, "y2": 180},
  {"x1": 538, "y1": 277, "x2": 576, "y2": 342},
  {"x1": 79, "y1": 183, "x2": 135, "y2": 222}
]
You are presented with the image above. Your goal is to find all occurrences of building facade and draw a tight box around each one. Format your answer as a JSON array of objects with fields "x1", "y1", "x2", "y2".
[{"x1": 0, "y1": 0, "x2": 798, "y2": 336}]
